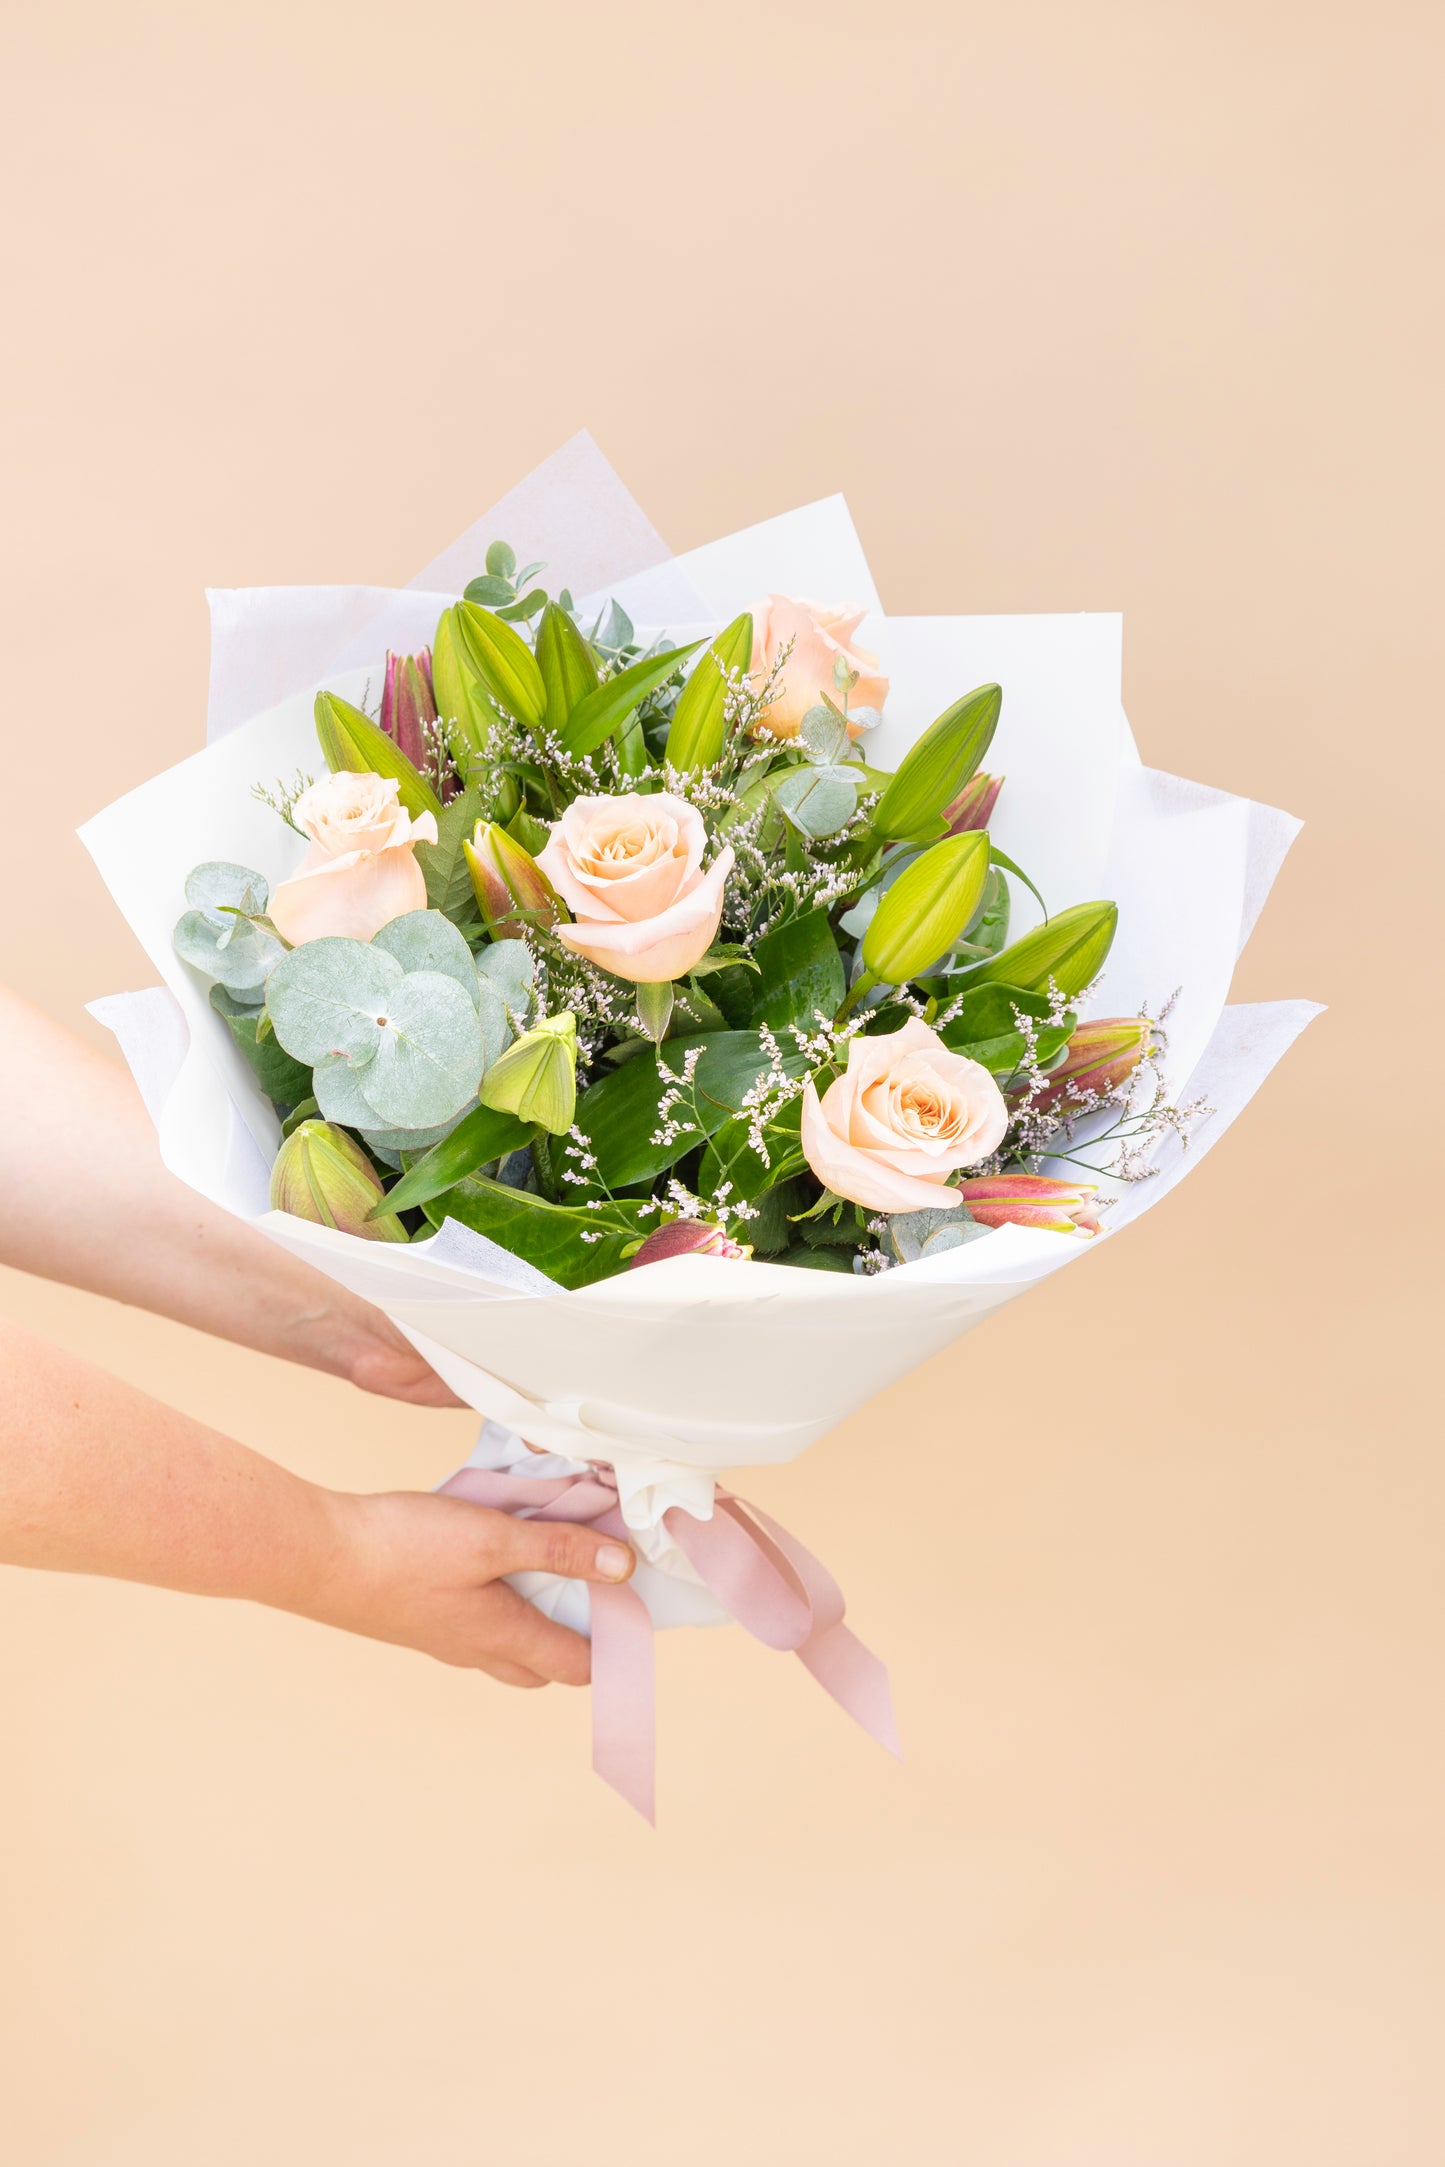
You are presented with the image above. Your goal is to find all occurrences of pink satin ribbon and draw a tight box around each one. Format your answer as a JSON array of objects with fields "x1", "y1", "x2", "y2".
[{"x1": 438, "y1": 1461, "x2": 900, "y2": 1823}]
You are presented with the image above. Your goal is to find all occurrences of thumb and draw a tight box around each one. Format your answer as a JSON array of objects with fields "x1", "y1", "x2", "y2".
[{"x1": 496, "y1": 1514, "x2": 637, "y2": 1587}]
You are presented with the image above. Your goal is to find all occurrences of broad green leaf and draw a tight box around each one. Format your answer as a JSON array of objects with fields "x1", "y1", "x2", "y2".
[
  {"x1": 748, "y1": 910, "x2": 845, "y2": 1030},
  {"x1": 421, "y1": 1175, "x2": 650, "y2": 1289},
  {"x1": 475, "y1": 938, "x2": 535, "y2": 1022},
  {"x1": 173, "y1": 861, "x2": 286, "y2": 992},
  {"x1": 210, "y1": 985, "x2": 312, "y2": 1106},
  {"x1": 456, "y1": 601, "x2": 547, "y2": 732},
  {"x1": 377, "y1": 1102, "x2": 536, "y2": 1217},
  {"x1": 962, "y1": 865, "x2": 1010, "y2": 958},
  {"x1": 934, "y1": 983, "x2": 1075, "y2": 1073},
  {"x1": 416, "y1": 784, "x2": 485, "y2": 921},
  {"x1": 561, "y1": 639, "x2": 705, "y2": 756},
  {"x1": 666, "y1": 612, "x2": 752, "y2": 773},
  {"x1": 313, "y1": 692, "x2": 443, "y2": 823},
  {"x1": 574, "y1": 1029, "x2": 810, "y2": 1188},
  {"x1": 535, "y1": 600, "x2": 599, "y2": 734}
]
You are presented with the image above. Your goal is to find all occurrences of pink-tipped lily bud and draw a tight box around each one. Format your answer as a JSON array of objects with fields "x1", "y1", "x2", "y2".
[
  {"x1": 956, "y1": 1174, "x2": 1100, "y2": 1237},
  {"x1": 628, "y1": 1219, "x2": 751, "y2": 1268},
  {"x1": 463, "y1": 820, "x2": 563, "y2": 941},
  {"x1": 944, "y1": 771, "x2": 1004, "y2": 833},
  {"x1": 1031, "y1": 1016, "x2": 1154, "y2": 1113},
  {"x1": 381, "y1": 649, "x2": 439, "y2": 776},
  {"x1": 270, "y1": 1121, "x2": 409, "y2": 1242}
]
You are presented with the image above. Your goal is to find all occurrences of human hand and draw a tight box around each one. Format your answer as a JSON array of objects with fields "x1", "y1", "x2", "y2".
[{"x1": 303, "y1": 1489, "x2": 635, "y2": 1687}]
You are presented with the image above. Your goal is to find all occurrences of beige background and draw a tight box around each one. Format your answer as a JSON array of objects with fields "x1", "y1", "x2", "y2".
[{"x1": 2, "y1": 3, "x2": 1441, "y2": 2160}]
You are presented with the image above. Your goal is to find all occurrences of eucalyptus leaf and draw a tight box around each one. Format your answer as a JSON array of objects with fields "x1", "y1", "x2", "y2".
[
  {"x1": 266, "y1": 938, "x2": 401, "y2": 1068},
  {"x1": 361, "y1": 971, "x2": 485, "y2": 1129},
  {"x1": 485, "y1": 539, "x2": 516, "y2": 578},
  {"x1": 373, "y1": 909, "x2": 480, "y2": 1010},
  {"x1": 209, "y1": 984, "x2": 312, "y2": 1106},
  {"x1": 772, "y1": 763, "x2": 858, "y2": 839},
  {"x1": 475, "y1": 938, "x2": 535, "y2": 1021},
  {"x1": 799, "y1": 704, "x2": 852, "y2": 766},
  {"x1": 174, "y1": 861, "x2": 286, "y2": 992},
  {"x1": 886, "y1": 1205, "x2": 990, "y2": 1262}
]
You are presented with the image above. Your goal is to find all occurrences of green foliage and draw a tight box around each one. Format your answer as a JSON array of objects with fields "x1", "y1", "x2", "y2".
[
  {"x1": 574, "y1": 1030, "x2": 810, "y2": 1188},
  {"x1": 771, "y1": 763, "x2": 859, "y2": 839},
  {"x1": 933, "y1": 984, "x2": 1075, "y2": 1073},
  {"x1": 561, "y1": 639, "x2": 705, "y2": 757},
  {"x1": 416, "y1": 783, "x2": 485, "y2": 920},
  {"x1": 210, "y1": 984, "x2": 311, "y2": 1106},
  {"x1": 420, "y1": 1175, "x2": 651, "y2": 1289},
  {"x1": 747, "y1": 910, "x2": 845, "y2": 1030},
  {"x1": 174, "y1": 862, "x2": 285, "y2": 994},
  {"x1": 666, "y1": 613, "x2": 753, "y2": 773},
  {"x1": 374, "y1": 1102, "x2": 536, "y2": 1218}
]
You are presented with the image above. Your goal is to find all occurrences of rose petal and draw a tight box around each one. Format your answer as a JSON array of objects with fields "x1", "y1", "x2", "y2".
[
  {"x1": 554, "y1": 849, "x2": 732, "y2": 983},
  {"x1": 270, "y1": 842, "x2": 429, "y2": 946}
]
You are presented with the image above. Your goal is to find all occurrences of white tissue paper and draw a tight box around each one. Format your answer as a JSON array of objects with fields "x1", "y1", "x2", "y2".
[{"x1": 80, "y1": 431, "x2": 1320, "y2": 1634}]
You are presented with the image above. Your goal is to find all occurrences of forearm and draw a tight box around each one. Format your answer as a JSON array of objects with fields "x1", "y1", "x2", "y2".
[
  {"x1": 0, "y1": 1317, "x2": 339, "y2": 1605},
  {"x1": 0, "y1": 991, "x2": 437, "y2": 1394}
]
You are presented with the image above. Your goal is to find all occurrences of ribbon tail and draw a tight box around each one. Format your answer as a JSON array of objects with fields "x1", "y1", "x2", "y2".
[
  {"x1": 796, "y1": 1622, "x2": 902, "y2": 1760},
  {"x1": 587, "y1": 1580, "x2": 657, "y2": 1824}
]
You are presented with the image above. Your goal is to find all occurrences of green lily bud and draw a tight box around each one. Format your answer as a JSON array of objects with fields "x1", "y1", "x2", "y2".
[
  {"x1": 955, "y1": 899, "x2": 1118, "y2": 998},
  {"x1": 269, "y1": 1121, "x2": 409, "y2": 1242},
  {"x1": 862, "y1": 831, "x2": 991, "y2": 985},
  {"x1": 432, "y1": 604, "x2": 505, "y2": 761},
  {"x1": 455, "y1": 599, "x2": 547, "y2": 733},
  {"x1": 478, "y1": 1012, "x2": 578, "y2": 1134},
  {"x1": 667, "y1": 611, "x2": 754, "y2": 774},
  {"x1": 872, "y1": 684, "x2": 1001, "y2": 842},
  {"x1": 463, "y1": 821, "x2": 562, "y2": 940},
  {"x1": 534, "y1": 600, "x2": 599, "y2": 735},
  {"x1": 312, "y1": 690, "x2": 443, "y2": 823}
]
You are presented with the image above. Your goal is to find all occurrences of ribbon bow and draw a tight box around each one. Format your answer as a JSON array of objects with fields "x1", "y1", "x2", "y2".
[{"x1": 438, "y1": 1461, "x2": 900, "y2": 1822}]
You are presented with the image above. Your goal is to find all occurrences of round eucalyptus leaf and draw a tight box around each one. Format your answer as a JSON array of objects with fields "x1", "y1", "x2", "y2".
[
  {"x1": 373, "y1": 910, "x2": 481, "y2": 1011},
  {"x1": 174, "y1": 860, "x2": 284, "y2": 992},
  {"x1": 475, "y1": 938, "x2": 535, "y2": 1022},
  {"x1": 773, "y1": 764, "x2": 859, "y2": 839},
  {"x1": 476, "y1": 978, "x2": 516, "y2": 1070},
  {"x1": 361, "y1": 971, "x2": 484, "y2": 1128},
  {"x1": 312, "y1": 1056, "x2": 381, "y2": 1131},
  {"x1": 886, "y1": 1204, "x2": 992, "y2": 1263},
  {"x1": 358, "y1": 1099, "x2": 480, "y2": 1156},
  {"x1": 266, "y1": 938, "x2": 402, "y2": 1066},
  {"x1": 185, "y1": 861, "x2": 271, "y2": 916},
  {"x1": 799, "y1": 705, "x2": 852, "y2": 766}
]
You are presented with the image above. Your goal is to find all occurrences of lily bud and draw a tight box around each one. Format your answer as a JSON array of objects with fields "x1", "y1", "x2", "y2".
[
  {"x1": 478, "y1": 1012, "x2": 578, "y2": 1133},
  {"x1": 432, "y1": 604, "x2": 504, "y2": 759},
  {"x1": 944, "y1": 771, "x2": 1003, "y2": 833},
  {"x1": 956, "y1": 1174, "x2": 1100, "y2": 1237},
  {"x1": 863, "y1": 830, "x2": 991, "y2": 985},
  {"x1": 872, "y1": 683, "x2": 1001, "y2": 841},
  {"x1": 1031, "y1": 1016, "x2": 1153, "y2": 1112},
  {"x1": 381, "y1": 649, "x2": 438, "y2": 775},
  {"x1": 628, "y1": 1219, "x2": 751, "y2": 1267},
  {"x1": 958, "y1": 899, "x2": 1118, "y2": 998},
  {"x1": 464, "y1": 821, "x2": 562, "y2": 940},
  {"x1": 269, "y1": 1121, "x2": 409, "y2": 1242}
]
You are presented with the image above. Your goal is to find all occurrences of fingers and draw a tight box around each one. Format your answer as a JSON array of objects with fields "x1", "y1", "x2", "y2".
[
  {"x1": 480, "y1": 1581, "x2": 595, "y2": 1687},
  {"x1": 476, "y1": 1653, "x2": 549, "y2": 1690},
  {"x1": 493, "y1": 1512, "x2": 636, "y2": 1589}
]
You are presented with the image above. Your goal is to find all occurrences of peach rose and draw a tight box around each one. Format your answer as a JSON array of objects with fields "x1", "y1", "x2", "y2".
[
  {"x1": 800, "y1": 1017, "x2": 1009, "y2": 1215},
  {"x1": 751, "y1": 594, "x2": 889, "y2": 741},
  {"x1": 269, "y1": 772, "x2": 437, "y2": 947},
  {"x1": 537, "y1": 791, "x2": 733, "y2": 985}
]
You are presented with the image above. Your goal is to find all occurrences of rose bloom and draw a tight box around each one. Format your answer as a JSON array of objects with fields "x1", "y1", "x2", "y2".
[
  {"x1": 800, "y1": 1017, "x2": 1009, "y2": 1215},
  {"x1": 269, "y1": 772, "x2": 437, "y2": 946},
  {"x1": 751, "y1": 594, "x2": 889, "y2": 741},
  {"x1": 537, "y1": 792, "x2": 733, "y2": 984}
]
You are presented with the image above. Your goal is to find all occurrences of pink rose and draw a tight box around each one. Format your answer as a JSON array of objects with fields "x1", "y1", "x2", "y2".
[
  {"x1": 751, "y1": 594, "x2": 889, "y2": 741},
  {"x1": 269, "y1": 772, "x2": 438, "y2": 946},
  {"x1": 800, "y1": 1017, "x2": 1009, "y2": 1214},
  {"x1": 537, "y1": 792, "x2": 733, "y2": 985}
]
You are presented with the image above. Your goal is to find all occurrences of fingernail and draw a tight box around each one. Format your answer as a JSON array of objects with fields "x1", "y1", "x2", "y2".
[{"x1": 595, "y1": 1542, "x2": 632, "y2": 1581}]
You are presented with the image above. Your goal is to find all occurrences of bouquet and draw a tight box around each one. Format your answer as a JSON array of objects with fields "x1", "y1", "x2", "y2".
[{"x1": 81, "y1": 435, "x2": 1318, "y2": 1819}]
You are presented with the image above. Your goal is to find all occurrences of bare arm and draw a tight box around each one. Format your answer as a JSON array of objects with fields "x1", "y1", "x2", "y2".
[
  {"x1": 0, "y1": 990, "x2": 458, "y2": 1406},
  {"x1": 0, "y1": 1318, "x2": 633, "y2": 1687}
]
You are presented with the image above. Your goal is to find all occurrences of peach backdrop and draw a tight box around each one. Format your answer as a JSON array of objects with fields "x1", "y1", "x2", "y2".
[{"x1": 1, "y1": 3, "x2": 1440, "y2": 2160}]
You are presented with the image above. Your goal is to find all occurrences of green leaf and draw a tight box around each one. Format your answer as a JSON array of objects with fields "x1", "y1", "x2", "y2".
[
  {"x1": 561, "y1": 639, "x2": 705, "y2": 757},
  {"x1": 574, "y1": 1029, "x2": 810, "y2": 1188},
  {"x1": 485, "y1": 540, "x2": 517, "y2": 578},
  {"x1": 698, "y1": 1097, "x2": 807, "y2": 1207},
  {"x1": 988, "y1": 845, "x2": 1048, "y2": 923},
  {"x1": 267, "y1": 937, "x2": 401, "y2": 1067},
  {"x1": 415, "y1": 784, "x2": 485, "y2": 921},
  {"x1": 464, "y1": 574, "x2": 514, "y2": 606},
  {"x1": 210, "y1": 985, "x2": 312, "y2": 1106},
  {"x1": 376, "y1": 1102, "x2": 536, "y2": 1218},
  {"x1": 962, "y1": 865, "x2": 1010, "y2": 959},
  {"x1": 535, "y1": 600, "x2": 599, "y2": 735},
  {"x1": 799, "y1": 703, "x2": 852, "y2": 766},
  {"x1": 360, "y1": 972, "x2": 485, "y2": 1129},
  {"x1": 174, "y1": 861, "x2": 286, "y2": 992},
  {"x1": 748, "y1": 909, "x2": 845, "y2": 1030},
  {"x1": 421, "y1": 1176, "x2": 650, "y2": 1289},
  {"x1": 666, "y1": 612, "x2": 753, "y2": 773},
  {"x1": 455, "y1": 601, "x2": 547, "y2": 732},
  {"x1": 934, "y1": 983, "x2": 1075, "y2": 1073},
  {"x1": 372, "y1": 909, "x2": 481, "y2": 1009},
  {"x1": 313, "y1": 692, "x2": 443, "y2": 823}
]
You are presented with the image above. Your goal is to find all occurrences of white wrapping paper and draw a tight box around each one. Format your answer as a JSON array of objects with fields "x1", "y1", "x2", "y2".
[{"x1": 80, "y1": 439, "x2": 1321, "y2": 1630}]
